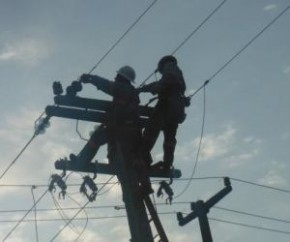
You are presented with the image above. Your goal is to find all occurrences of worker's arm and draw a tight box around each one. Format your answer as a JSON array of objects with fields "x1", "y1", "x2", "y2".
[
  {"x1": 80, "y1": 74, "x2": 114, "y2": 96},
  {"x1": 138, "y1": 81, "x2": 160, "y2": 95}
]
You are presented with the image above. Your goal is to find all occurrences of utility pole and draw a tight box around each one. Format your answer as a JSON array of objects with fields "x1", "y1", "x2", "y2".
[
  {"x1": 46, "y1": 92, "x2": 181, "y2": 242},
  {"x1": 177, "y1": 177, "x2": 232, "y2": 242}
]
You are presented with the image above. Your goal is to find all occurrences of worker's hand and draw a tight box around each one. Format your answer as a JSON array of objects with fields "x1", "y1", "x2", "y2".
[
  {"x1": 136, "y1": 86, "x2": 145, "y2": 93},
  {"x1": 80, "y1": 74, "x2": 93, "y2": 83}
]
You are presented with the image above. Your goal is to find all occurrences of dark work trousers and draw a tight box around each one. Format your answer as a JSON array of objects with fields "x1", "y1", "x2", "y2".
[
  {"x1": 77, "y1": 124, "x2": 108, "y2": 164},
  {"x1": 142, "y1": 112, "x2": 178, "y2": 168}
]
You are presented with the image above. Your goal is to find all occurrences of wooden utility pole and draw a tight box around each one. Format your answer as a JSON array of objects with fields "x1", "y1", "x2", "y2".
[
  {"x1": 177, "y1": 177, "x2": 232, "y2": 242},
  {"x1": 47, "y1": 95, "x2": 181, "y2": 241}
]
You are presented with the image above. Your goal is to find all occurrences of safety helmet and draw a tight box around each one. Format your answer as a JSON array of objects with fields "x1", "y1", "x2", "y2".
[
  {"x1": 116, "y1": 65, "x2": 136, "y2": 83},
  {"x1": 157, "y1": 55, "x2": 177, "y2": 72}
]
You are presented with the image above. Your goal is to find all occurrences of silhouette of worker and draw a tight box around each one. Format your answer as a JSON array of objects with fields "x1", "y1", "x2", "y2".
[
  {"x1": 69, "y1": 66, "x2": 139, "y2": 165},
  {"x1": 62, "y1": 66, "x2": 153, "y2": 194},
  {"x1": 138, "y1": 56, "x2": 188, "y2": 171}
]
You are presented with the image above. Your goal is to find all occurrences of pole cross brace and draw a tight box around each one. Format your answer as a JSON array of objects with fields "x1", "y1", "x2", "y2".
[{"x1": 176, "y1": 177, "x2": 232, "y2": 242}]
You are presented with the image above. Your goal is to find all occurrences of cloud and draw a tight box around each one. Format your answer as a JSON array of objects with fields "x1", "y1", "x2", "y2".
[
  {"x1": 263, "y1": 4, "x2": 277, "y2": 11},
  {"x1": 0, "y1": 38, "x2": 52, "y2": 66},
  {"x1": 258, "y1": 169, "x2": 287, "y2": 186},
  {"x1": 199, "y1": 126, "x2": 236, "y2": 161},
  {"x1": 173, "y1": 126, "x2": 236, "y2": 163}
]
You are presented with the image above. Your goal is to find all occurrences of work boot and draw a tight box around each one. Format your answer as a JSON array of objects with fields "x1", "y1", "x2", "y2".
[
  {"x1": 141, "y1": 183, "x2": 154, "y2": 196},
  {"x1": 151, "y1": 161, "x2": 171, "y2": 171}
]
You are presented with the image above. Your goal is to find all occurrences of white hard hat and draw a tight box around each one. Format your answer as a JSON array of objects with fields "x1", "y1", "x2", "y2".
[{"x1": 116, "y1": 65, "x2": 136, "y2": 83}]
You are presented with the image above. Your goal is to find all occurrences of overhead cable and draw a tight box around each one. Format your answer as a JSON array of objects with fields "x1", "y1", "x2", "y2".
[
  {"x1": 87, "y1": 0, "x2": 158, "y2": 74},
  {"x1": 189, "y1": 4, "x2": 290, "y2": 99},
  {"x1": 140, "y1": 0, "x2": 228, "y2": 87},
  {"x1": 209, "y1": 217, "x2": 290, "y2": 235},
  {"x1": 174, "y1": 86, "x2": 207, "y2": 199},
  {"x1": 0, "y1": 112, "x2": 48, "y2": 181},
  {"x1": 2, "y1": 189, "x2": 49, "y2": 242},
  {"x1": 31, "y1": 186, "x2": 39, "y2": 242},
  {"x1": 49, "y1": 175, "x2": 115, "y2": 241},
  {"x1": 2, "y1": 213, "x2": 290, "y2": 236}
]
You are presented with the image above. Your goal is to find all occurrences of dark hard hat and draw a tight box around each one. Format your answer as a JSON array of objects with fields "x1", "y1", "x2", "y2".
[{"x1": 157, "y1": 55, "x2": 177, "y2": 72}]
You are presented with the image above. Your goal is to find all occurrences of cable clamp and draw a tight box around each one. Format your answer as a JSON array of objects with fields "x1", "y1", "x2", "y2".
[
  {"x1": 48, "y1": 174, "x2": 67, "y2": 199},
  {"x1": 80, "y1": 175, "x2": 98, "y2": 202},
  {"x1": 157, "y1": 181, "x2": 174, "y2": 204}
]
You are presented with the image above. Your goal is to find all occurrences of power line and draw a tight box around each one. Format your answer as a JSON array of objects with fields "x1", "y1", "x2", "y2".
[
  {"x1": 49, "y1": 175, "x2": 115, "y2": 241},
  {"x1": 87, "y1": 0, "x2": 158, "y2": 74},
  {"x1": 213, "y1": 206, "x2": 290, "y2": 224},
  {"x1": 139, "y1": 0, "x2": 228, "y2": 87},
  {"x1": 1, "y1": 212, "x2": 290, "y2": 237},
  {"x1": 209, "y1": 217, "x2": 290, "y2": 235},
  {"x1": 171, "y1": 0, "x2": 228, "y2": 55},
  {"x1": 174, "y1": 86, "x2": 207, "y2": 199},
  {"x1": 2, "y1": 189, "x2": 49, "y2": 242},
  {"x1": 75, "y1": 0, "x2": 158, "y2": 141},
  {"x1": 0, "y1": 134, "x2": 36, "y2": 180},
  {"x1": 1, "y1": 175, "x2": 289, "y2": 194},
  {"x1": 31, "y1": 186, "x2": 39, "y2": 242},
  {"x1": 189, "y1": 4, "x2": 290, "y2": 98},
  {"x1": 230, "y1": 177, "x2": 290, "y2": 194},
  {"x1": 173, "y1": 176, "x2": 290, "y2": 194},
  {"x1": 0, "y1": 112, "x2": 47, "y2": 181},
  {"x1": 2, "y1": 201, "x2": 290, "y2": 226}
]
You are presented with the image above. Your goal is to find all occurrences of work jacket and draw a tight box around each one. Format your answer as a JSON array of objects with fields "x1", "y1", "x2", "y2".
[
  {"x1": 90, "y1": 75, "x2": 140, "y2": 126},
  {"x1": 141, "y1": 64, "x2": 186, "y2": 124}
]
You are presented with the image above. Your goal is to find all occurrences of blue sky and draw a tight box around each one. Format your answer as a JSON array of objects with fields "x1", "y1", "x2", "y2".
[{"x1": 0, "y1": 0, "x2": 290, "y2": 241}]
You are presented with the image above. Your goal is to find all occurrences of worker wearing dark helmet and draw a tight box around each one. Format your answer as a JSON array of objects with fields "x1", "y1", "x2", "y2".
[{"x1": 138, "y1": 56, "x2": 188, "y2": 171}]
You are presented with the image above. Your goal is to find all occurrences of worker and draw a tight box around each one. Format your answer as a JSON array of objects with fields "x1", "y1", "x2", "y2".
[
  {"x1": 68, "y1": 65, "x2": 140, "y2": 165},
  {"x1": 61, "y1": 65, "x2": 153, "y2": 194},
  {"x1": 138, "y1": 55, "x2": 188, "y2": 171}
]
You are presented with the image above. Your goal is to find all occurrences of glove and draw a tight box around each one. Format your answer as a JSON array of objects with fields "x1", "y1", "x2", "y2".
[
  {"x1": 136, "y1": 86, "x2": 145, "y2": 93},
  {"x1": 80, "y1": 74, "x2": 93, "y2": 83}
]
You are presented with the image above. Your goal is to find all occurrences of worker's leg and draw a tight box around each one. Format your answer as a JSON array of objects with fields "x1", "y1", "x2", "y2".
[
  {"x1": 163, "y1": 123, "x2": 178, "y2": 169},
  {"x1": 71, "y1": 125, "x2": 108, "y2": 164},
  {"x1": 141, "y1": 118, "x2": 161, "y2": 166}
]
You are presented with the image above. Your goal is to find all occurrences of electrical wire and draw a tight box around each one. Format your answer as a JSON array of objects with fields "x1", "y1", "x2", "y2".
[
  {"x1": 1, "y1": 213, "x2": 290, "y2": 236},
  {"x1": 76, "y1": 120, "x2": 89, "y2": 141},
  {"x1": 75, "y1": 0, "x2": 158, "y2": 140},
  {"x1": 0, "y1": 111, "x2": 46, "y2": 181},
  {"x1": 66, "y1": 194, "x2": 89, "y2": 242},
  {"x1": 31, "y1": 186, "x2": 39, "y2": 242},
  {"x1": 213, "y1": 206, "x2": 290, "y2": 224},
  {"x1": 174, "y1": 84, "x2": 207, "y2": 199},
  {"x1": 2, "y1": 201, "x2": 290, "y2": 226},
  {"x1": 139, "y1": 0, "x2": 228, "y2": 87},
  {"x1": 188, "y1": 4, "x2": 290, "y2": 99},
  {"x1": 0, "y1": 134, "x2": 36, "y2": 180},
  {"x1": 209, "y1": 217, "x2": 290, "y2": 235},
  {"x1": 51, "y1": 192, "x2": 80, "y2": 235},
  {"x1": 87, "y1": 0, "x2": 158, "y2": 74},
  {"x1": 49, "y1": 175, "x2": 115, "y2": 241},
  {"x1": 171, "y1": 5, "x2": 290, "y2": 199},
  {"x1": 1, "y1": 175, "x2": 290, "y2": 194},
  {"x1": 2, "y1": 189, "x2": 49, "y2": 242}
]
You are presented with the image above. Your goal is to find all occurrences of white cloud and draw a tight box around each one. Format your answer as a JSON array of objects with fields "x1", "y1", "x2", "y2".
[
  {"x1": 174, "y1": 126, "x2": 236, "y2": 163},
  {"x1": 0, "y1": 38, "x2": 52, "y2": 66},
  {"x1": 199, "y1": 125, "x2": 236, "y2": 161},
  {"x1": 263, "y1": 4, "x2": 277, "y2": 11},
  {"x1": 258, "y1": 170, "x2": 287, "y2": 186}
]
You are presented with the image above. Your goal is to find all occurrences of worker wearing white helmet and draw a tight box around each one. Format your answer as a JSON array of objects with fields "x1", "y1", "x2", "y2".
[
  {"x1": 70, "y1": 65, "x2": 139, "y2": 162},
  {"x1": 63, "y1": 66, "x2": 153, "y2": 194}
]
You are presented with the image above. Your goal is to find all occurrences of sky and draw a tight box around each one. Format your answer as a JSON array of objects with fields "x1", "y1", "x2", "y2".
[{"x1": 0, "y1": 0, "x2": 290, "y2": 241}]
